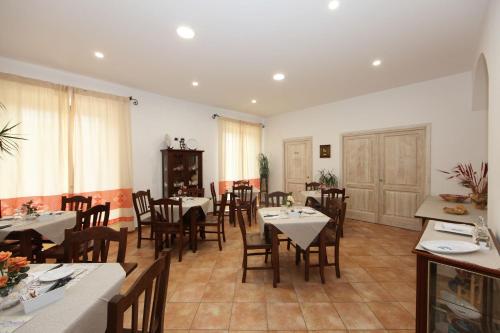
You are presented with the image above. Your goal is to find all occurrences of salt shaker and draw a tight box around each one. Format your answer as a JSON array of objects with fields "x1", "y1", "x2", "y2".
[{"x1": 473, "y1": 216, "x2": 490, "y2": 248}]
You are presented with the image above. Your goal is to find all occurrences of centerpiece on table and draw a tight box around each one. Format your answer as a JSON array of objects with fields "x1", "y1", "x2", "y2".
[
  {"x1": 440, "y1": 162, "x2": 488, "y2": 210},
  {"x1": 0, "y1": 251, "x2": 30, "y2": 300},
  {"x1": 20, "y1": 200, "x2": 40, "y2": 220},
  {"x1": 285, "y1": 195, "x2": 294, "y2": 208},
  {"x1": 318, "y1": 169, "x2": 338, "y2": 189}
]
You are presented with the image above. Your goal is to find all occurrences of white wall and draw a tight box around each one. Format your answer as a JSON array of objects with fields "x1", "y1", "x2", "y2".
[
  {"x1": 0, "y1": 57, "x2": 265, "y2": 200},
  {"x1": 265, "y1": 72, "x2": 488, "y2": 198},
  {"x1": 476, "y1": 0, "x2": 500, "y2": 239}
]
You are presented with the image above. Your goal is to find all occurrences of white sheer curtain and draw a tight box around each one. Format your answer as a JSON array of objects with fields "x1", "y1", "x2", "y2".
[
  {"x1": 0, "y1": 73, "x2": 134, "y2": 224},
  {"x1": 218, "y1": 117, "x2": 261, "y2": 192},
  {"x1": 0, "y1": 74, "x2": 69, "y2": 215}
]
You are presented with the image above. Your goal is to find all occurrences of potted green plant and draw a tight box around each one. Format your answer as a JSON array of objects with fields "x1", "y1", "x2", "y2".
[
  {"x1": 258, "y1": 153, "x2": 269, "y2": 193},
  {"x1": 318, "y1": 169, "x2": 338, "y2": 188},
  {"x1": 0, "y1": 102, "x2": 25, "y2": 156}
]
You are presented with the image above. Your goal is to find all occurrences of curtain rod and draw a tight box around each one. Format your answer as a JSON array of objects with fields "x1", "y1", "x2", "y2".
[{"x1": 212, "y1": 113, "x2": 265, "y2": 128}]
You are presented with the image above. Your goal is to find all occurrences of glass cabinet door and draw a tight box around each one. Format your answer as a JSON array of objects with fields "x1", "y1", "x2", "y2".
[
  {"x1": 171, "y1": 153, "x2": 185, "y2": 192},
  {"x1": 185, "y1": 153, "x2": 199, "y2": 186},
  {"x1": 428, "y1": 261, "x2": 499, "y2": 333}
]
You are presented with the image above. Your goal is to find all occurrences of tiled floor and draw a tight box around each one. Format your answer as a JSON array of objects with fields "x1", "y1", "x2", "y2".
[{"x1": 121, "y1": 217, "x2": 419, "y2": 332}]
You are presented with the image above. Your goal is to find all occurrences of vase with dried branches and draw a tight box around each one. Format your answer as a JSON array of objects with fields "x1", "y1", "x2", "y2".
[
  {"x1": 0, "y1": 102, "x2": 25, "y2": 156},
  {"x1": 440, "y1": 162, "x2": 488, "y2": 210}
]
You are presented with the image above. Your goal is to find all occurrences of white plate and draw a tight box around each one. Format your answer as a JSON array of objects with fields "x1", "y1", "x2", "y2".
[
  {"x1": 420, "y1": 240, "x2": 480, "y2": 254},
  {"x1": 39, "y1": 267, "x2": 74, "y2": 282}
]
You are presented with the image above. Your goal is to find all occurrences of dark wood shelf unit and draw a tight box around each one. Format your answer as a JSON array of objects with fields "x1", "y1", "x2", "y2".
[{"x1": 161, "y1": 149, "x2": 203, "y2": 198}]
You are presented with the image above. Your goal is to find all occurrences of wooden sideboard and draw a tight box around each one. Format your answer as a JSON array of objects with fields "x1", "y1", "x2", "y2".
[{"x1": 161, "y1": 149, "x2": 203, "y2": 198}]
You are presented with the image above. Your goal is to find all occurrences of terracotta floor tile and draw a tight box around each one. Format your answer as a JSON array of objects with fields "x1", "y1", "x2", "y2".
[
  {"x1": 333, "y1": 303, "x2": 383, "y2": 330},
  {"x1": 234, "y1": 283, "x2": 267, "y2": 302},
  {"x1": 350, "y1": 282, "x2": 395, "y2": 301},
  {"x1": 211, "y1": 267, "x2": 240, "y2": 283},
  {"x1": 202, "y1": 282, "x2": 236, "y2": 302},
  {"x1": 294, "y1": 283, "x2": 330, "y2": 302},
  {"x1": 170, "y1": 283, "x2": 207, "y2": 302},
  {"x1": 367, "y1": 302, "x2": 415, "y2": 330},
  {"x1": 230, "y1": 302, "x2": 267, "y2": 330},
  {"x1": 164, "y1": 303, "x2": 199, "y2": 329},
  {"x1": 399, "y1": 301, "x2": 416, "y2": 318},
  {"x1": 301, "y1": 302, "x2": 345, "y2": 330},
  {"x1": 341, "y1": 267, "x2": 375, "y2": 282},
  {"x1": 365, "y1": 268, "x2": 402, "y2": 282},
  {"x1": 265, "y1": 284, "x2": 298, "y2": 303},
  {"x1": 379, "y1": 282, "x2": 416, "y2": 302},
  {"x1": 324, "y1": 283, "x2": 363, "y2": 302},
  {"x1": 266, "y1": 303, "x2": 307, "y2": 331},
  {"x1": 191, "y1": 303, "x2": 233, "y2": 330}
]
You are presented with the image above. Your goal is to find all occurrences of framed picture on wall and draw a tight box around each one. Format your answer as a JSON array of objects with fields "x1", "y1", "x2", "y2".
[{"x1": 320, "y1": 145, "x2": 331, "y2": 158}]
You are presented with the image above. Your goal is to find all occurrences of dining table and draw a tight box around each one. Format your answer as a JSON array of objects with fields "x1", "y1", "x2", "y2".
[
  {"x1": 257, "y1": 206, "x2": 330, "y2": 287},
  {"x1": 0, "y1": 212, "x2": 76, "y2": 260},
  {"x1": 228, "y1": 188, "x2": 260, "y2": 226},
  {"x1": 0, "y1": 262, "x2": 125, "y2": 332},
  {"x1": 169, "y1": 196, "x2": 210, "y2": 251}
]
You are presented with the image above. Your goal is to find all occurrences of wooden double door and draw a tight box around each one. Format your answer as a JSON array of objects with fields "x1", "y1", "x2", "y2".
[{"x1": 342, "y1": 126, "x2": 429, "y2": 230}]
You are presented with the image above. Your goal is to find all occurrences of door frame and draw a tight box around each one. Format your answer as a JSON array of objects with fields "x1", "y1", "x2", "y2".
[
  {"x1": 340, "y1": 124, "x2": 431, "y2": 225},
  {"x1": 283, "y1": 136, "x2": 313, "y2": 192}
]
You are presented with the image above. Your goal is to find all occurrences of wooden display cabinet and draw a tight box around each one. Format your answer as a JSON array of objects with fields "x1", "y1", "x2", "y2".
[{"x1": 161, "y1": 149, "x2": 203, "y2": 198}]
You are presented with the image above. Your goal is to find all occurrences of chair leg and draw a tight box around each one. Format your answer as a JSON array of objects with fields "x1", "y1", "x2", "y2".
[
  {"x1": 247, "y1": 209, "x2": 252, "y2": 226},
  {"x1": 242, "y1": 250, "x2": 247, "y2": 283},
  {"x1": 178, "y1": 234, "x2": 183, "y2": 262},
  {"x1": 150, "y1": 225, "x2": 154, "y2": 240},
  {"x1": 217, "y1": 225, "x2": 222, "y2": 251},
  {"x1": 304, "y1": 249, "x2": 310, "y2": 282},
  {"x1": 295, "y1": 246, "x2": 301, "y2": 265},
  {"x1": 335, "y1": 247, "x2": 341, "y2": 278},
  {"x1": 222, "y1": 219, "x2": 226, "y2": 242},
  {"x1": 137, "y1": 224, "x2": 142, "y2": 248},
  {"x1": 264, "y1": 249, "x2": 269, "y2": 263},
  {"x1": 287, "y1": 238, "x2": 291, "y2": 250},
  {"x1": 154, "y1": 233, "x2": 160, "y2": 259}
]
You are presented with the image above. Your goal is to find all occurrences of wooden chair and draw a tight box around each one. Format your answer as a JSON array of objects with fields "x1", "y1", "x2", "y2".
[
  {"x1": 266, "y1": 191, "x2": 291, "y2": 207},
  {"x1": 210, "y1": 182, "x2": 222, "y2": 216},
  {"x1": 107, "y1": 250, "x2": 171, "y2": 333},
  {"x1": 192, "y1": 193, "x2": 227, "y2": 251},
  {"x1": 296, "y1": 198, "x2": 345, "y2": 282},
  {"x1": 63, "y1": 226, "x2": 136, "y2": 276},
  {"x1": 305, "y1": 196, "x2": 321, "y2": 210},
  {"x1": 232, "y1": 185, "x2": 253, "y2": 226},
  {"x1": 149, "y1": 197, "x2": 188, "y2": 262},
  {"x1": 41, "y1": 202, "x2": 110, "y2": 262},
  {"x1": 320, "y1": 188, "x2": 346, "y2": 207},
  {"x1": 233, "y1": 180, "x2": 250, "y2": 187},
  {"x1": 265, "y1": 191, "x2": 293, "y2": 250},
  {"x1": 236, "y1": 203, "x2": 273, "y2": 283},
  {"x1": 305, "y1": 182, "x2": 321, "y2": 191},
  {"x1": 61, "y1": 195, "x2": 92, "y2": 212},
  {"x1": 133, "y1": 190, "x2": 154, "y2": 248}
]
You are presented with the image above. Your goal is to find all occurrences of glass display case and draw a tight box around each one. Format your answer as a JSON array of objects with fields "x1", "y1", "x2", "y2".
[
  {"x1": 161, "y1": 149, "x2": 203, "y2": 198},
  {"x1": 428, "y1": 262, "x2": 499, "y2": 333}
]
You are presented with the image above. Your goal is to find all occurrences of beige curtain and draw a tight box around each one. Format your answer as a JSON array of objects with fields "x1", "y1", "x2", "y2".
[
  {"x1": 71, "y1": 89, "x2": 133, "y2": 222},
  {"x1": 218, "y1": 117, "x2": 261, "y2": 192},
  {"x1": 0, "y1": 74, "x2": 70, "y2": 214},
  {"x1": 0, "y1": 73, "x2": 134, "y2": 224}
]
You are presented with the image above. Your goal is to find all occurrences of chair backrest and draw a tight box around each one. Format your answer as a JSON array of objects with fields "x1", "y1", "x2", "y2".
[
  {"x1": 210, "y1": 182, "x2": 218, "y2": 211},
  {"x1": 324, "y1": 198, "x2": 346, "y2": 234},
  {"x1": 235, "y1": 203, "x2": 248, "y2": 247},
  {"x1": 233, "y1": 180, "x2": 250, "y2": 187},
  {"x1": 75, "y1": 202, "x2": 111, "y2": 231},
  {"x1": 232, "y1": 185, "x2": 253, "y2": 205},
  {"x1": 305, "y1": 182, "x2": 321, "y2": 191},
  {"x1": 61, "y1": 195, "x2": 92, "y2": 212},
  {"x1": 64, "y1": 226, "x2": 127, "y2": 264},
  {"x1": 149, "y1": 197, "x2": 183, "y2": 227},
  {"x1": 305, "y1": 196, "x2": 321, "y2": 209},
  {"x1": 107, "y1": 251, "x2": 171, "y2": 333},
  {"x1": 186, "y1": 186, "x2": 204, "y2": 197},
  {"x1": 266, "y1": 191, "x2": 291, "y2": 207},
  {"x1": 132, "y1": 190, "x2": 152, "y2": 222},
  {"x1": 321, "y1": 188, "x2": 346, "y2": 207}
]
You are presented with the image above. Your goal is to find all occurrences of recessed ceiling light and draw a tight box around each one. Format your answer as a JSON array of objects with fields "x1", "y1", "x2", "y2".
[
  {"x1": 251, "y1": 99, "x2": 257, "y2": 104},
  {"x1": 177, "y1": 26, "x2": 195, "y2": 39},
  {"x1": 192, "y1": 81, "x2": 199, "y2": 87},
  {"x1": 372, "y1": 59, "x2": 382, "y2": 67},
  {"x1": 94, "y1": 51, "x2": 104, "y2": 59},
  {"x1": 273, "y1": 73, "x2": 285, "y2": 81},
  {"x1": 328, "y1": 0, "x2": 340, "y2": 11}
]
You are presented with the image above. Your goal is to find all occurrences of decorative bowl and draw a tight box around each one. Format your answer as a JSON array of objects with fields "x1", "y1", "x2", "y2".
[
  {"x1": 443, "y1": 205, "x2": 468, "y2": 215},
  {"x1": 439, "y1": 194, "x2": 469, "y2": 203}
]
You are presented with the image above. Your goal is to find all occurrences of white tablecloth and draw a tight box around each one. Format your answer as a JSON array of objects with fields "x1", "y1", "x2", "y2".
[
  {"x1": 298, "y1": 190, "x2": 321, "y2": 204},
  {"x1": 169, "y1": 197, "x2": 210, "y2": 220},
  {"x1": 0, "y1": 212, "x2": 76, "y2": 243},
  {"x1": 1, "y1": 263, "x2": 125, "y2": 333},
  {"x1": 257, "y1": 206, "x2": 330, "y2": 249}
]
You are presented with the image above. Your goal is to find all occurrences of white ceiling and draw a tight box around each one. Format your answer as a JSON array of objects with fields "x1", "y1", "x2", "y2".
[{"x1": 0, "y1": 0, "x2": 489, "y2": 116}]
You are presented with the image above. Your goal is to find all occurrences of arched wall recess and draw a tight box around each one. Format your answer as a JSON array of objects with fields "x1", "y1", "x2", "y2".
[{"x1": 472, "y1": 53, "x2": 489, "y2": 112}]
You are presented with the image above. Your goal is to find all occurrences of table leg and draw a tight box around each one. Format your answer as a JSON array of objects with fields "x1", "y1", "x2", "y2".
[
  {"x1": 272, "y1": 226, "x2": 280, "y2": 287},
  {"x1": 319, "y1": 228, "x2": 326, "y2": 284},
  {"x1": 19, "y1": 231, "x2": 33, "y2": 261},
  {"x1": 190, "y1": 211, "x2": 197, "y2": 253}
]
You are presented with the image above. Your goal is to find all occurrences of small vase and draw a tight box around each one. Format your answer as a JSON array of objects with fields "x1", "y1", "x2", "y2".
[{"x1": 470, "y1": 193, "x2": 487, "y2": 210}]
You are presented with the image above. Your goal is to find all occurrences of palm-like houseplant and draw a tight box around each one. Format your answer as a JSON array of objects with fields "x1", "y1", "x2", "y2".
[
  {"x1": 0, "y1": 102, "x2": 25, "y2": 156},
  {"x1": 440, "y1": 162, "x2": 488, "y2": 209}
]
